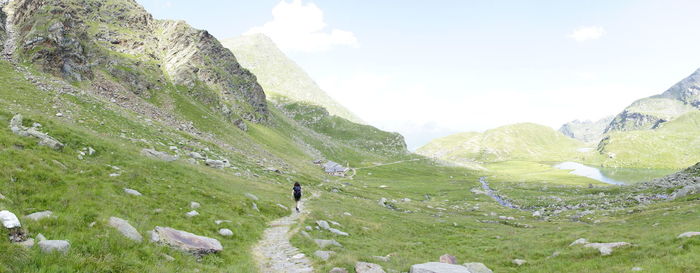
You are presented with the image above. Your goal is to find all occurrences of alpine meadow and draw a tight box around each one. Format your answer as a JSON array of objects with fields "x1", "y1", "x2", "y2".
[{"x1": 1, "y1": 1, "x2": 700, "y2": 273}]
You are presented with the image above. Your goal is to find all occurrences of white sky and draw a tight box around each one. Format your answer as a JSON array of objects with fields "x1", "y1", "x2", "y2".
[{"x1": 140, "y1": 0, "x2": 700, "y2": 150}]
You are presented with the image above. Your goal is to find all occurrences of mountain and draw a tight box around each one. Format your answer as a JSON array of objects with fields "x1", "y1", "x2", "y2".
[
  {"x1": 606, "y1": 68, "x2": 700, "y2": 132},
  {"x1": 220, "y1": 34, "x2": 364, "y2": 124},
  {"x1": 417, "y1": 123, "x2": 585, "y2": 166},
  {"x1": 559, "y1": 116, "x2": 613, "y2": 143},
  {"x1": 597, "y1": 111, "x2": 700, "y2": 169}
]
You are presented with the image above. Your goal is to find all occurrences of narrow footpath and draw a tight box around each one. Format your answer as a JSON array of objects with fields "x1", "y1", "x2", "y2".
[{"x1": 253, "y1": 200, "x2": 313, "y2": 273}]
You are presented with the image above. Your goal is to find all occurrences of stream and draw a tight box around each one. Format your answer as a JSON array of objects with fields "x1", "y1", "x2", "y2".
[{"x1": 479, "y1": 177, "x2": 522, "y2": 210}]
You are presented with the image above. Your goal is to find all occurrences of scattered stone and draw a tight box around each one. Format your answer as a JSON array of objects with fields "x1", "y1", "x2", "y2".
[
  {"x1": 25, "y1": 211, "x2": 53, "y2": 221},
  {"x1": 277, "y1": 203, "x2": 289, "y2": 210},
  {"x1": 161, "y1": 253, "x2": 176, "y2": 262},
  {"x1": 87, "y1": 147, "x2": 96, "y2": 155},
  {"x1": 252, "y1": 202, "x2": 260, "y2": 212},
  {"x1": 233, "y1": 119, "x2": 247, "y2": 131},
  {"x1": 36, "y1": 234, "x2": 47, "y2": 242},
  {"x1": 314, "y1": 250, "x2": 335, "y2": 261},
  {"x1": 343, "y1": 212, "x2": 352, "y2": 216},
  {"x1": 9, "y1": 115, "x2": 64, "y2": 150},
  {"x1": 215, "y1": 220, "x2": 232, "y2": 225},
  {"x1": 15, "y1": 238, "x2": 35, "y2": 248},
  {"x1": 205, "y1": 159, "x2": 229, "y2": 169},
  {"x1": 188, "y1": 152, "x2": 204, "y2": 160},
  {"x1": 409, "y1": 262, "x2": 470, "y2": 273},
  {"x1": 317, "y1": 220, "x2": 331, "y2": 230},
  {"x1": 245, "y1": 193, "x2": 259, "y2": 201},
  {"x1": 355, "y1": 262, "x2": 386, "y2": 273},
  {"x1": 372, "y1": 255, "x2": 391, "y2": 262},
  {"x1": 0, "y1": 193, "x2": 5, "y2": 200},
  {"x1": 190, "y1": 201, "x2": 201, "y2": 209},
  {"x1": 185, "y1": 210, "x2": 199, "y2": 217},
  {"x1": 677, "y1": 232, "x2": 700, "y2": 238},
  {"x1": 512, "y1": 259, "x2": 527, "y2": 266},
  {"x1": 632, "y1": 267, "x2": 643, "y2": 271},
  {"x1": 109, "y1": 173, "x2": 121, "y2": 177},
  {"x1": 462, "y1": 263, "x2": 493, "y2": 273},
  {"x1": 124, "y1": 188, "x2": 142, "y2": 196},
  {"x1": 440, "y1": 254, "x2": 457, "y2": 264},
  {"x1": 141, "y1": 149, "x2": 178, "y2": 162},
  {"x1": 0, "y1": 210, "x2": 21, "y2": 228},
  {"x1": 154, "y1": 209, "x2": 163, "y2": 214},
  {"x1": 305, "y1": 226, "x2": 313, "y2": 231},
  {"x1": 108, "y1": 217, "x2": 142, "y2": 242},
  {"x1": 547, "y1": 251, "x2": 560, "y2": 259},
  {"x1": 569, "y1": 238, "x2": 588, "y2": 246},
  {"x1": 89, "y1": 221, "x2": 97, "y2": 227},
  {"x1": 329, "y1": 268, "x2": 348, "y2": 273},
  {"x1": 39, "y1": 240, "x2": 70, "y2": 254},
  {"x1": 584, "y1": 242, "x2": 630, "y2": 255},
  {"x1": 218, "y1": 228, "x2": 233, "y2": 237},
  {"x1": 314, "y1": 239, "x2": 342, "y2": 248},
  {"x1": 150, "y1": 226, "x2": 223, "y2": 255}
]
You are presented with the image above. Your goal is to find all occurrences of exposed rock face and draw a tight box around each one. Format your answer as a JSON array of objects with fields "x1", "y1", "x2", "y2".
[
  {"x1": 559, "y1": 116, "x2": 613, "y2": 143},
  {"x1": 108, "y1": 217, "x2": 142, "y2": 242},
  {"x1": 606, "y1": 68, "x2": 700, "y2": 132},
  {"x1": 355, "y1": 262, "x2": 386, "y2": 273},
  {"x1": 409, "y1": 262, "x2": 470, "y2": 273},
  {"x1": 8, "y1": 0, "x2": 268, "y2": 122},
  {"x1": 150, "y1": 226, "x2": 223, "y2": 255}
]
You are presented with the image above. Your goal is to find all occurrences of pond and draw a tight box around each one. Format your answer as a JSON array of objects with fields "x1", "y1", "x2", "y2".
[{"x1": 553, "y1": 162, "x2": 676, "y2": 185}]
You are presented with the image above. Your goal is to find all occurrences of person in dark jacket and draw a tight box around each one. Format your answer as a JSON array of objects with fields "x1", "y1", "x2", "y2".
[{"x1": 293, "y1": 182, "x2": 302, "y2": 212}]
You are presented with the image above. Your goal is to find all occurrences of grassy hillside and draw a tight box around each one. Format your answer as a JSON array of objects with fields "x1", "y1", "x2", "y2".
[
  {"x1": 221, "y1": 34, "x2": 364, "y2": 124},
  {"x1": 417, "y1": 123, "x2": 586, "y2": 166},
  {"x1": 596, "y1": 111, "x2": 700, "y2": 169}
]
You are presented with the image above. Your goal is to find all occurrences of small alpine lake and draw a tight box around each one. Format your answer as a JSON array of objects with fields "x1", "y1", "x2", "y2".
[{"x1": 554, "y1": 161, "x2": 676, "y2": 185}]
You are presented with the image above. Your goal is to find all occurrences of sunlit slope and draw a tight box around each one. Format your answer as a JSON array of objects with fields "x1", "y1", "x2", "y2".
[
  {"x1": 417, "y1": 123, "x2": 585, "y2": 165},
  {"x1": 221, "y1": 34, "x2": 364, "y2": 124}
]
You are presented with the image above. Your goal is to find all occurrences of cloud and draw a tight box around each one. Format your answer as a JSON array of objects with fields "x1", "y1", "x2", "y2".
[
  {"x1": 568, "y1": 26, "x2": 606, "y2": 41},
  {"x1": 246, "y1": 0, "x2": 358, "y2": 52}
]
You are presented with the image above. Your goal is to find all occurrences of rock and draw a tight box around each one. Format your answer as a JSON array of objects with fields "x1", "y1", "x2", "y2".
[
  {"x1": 108, "y1": 217, "x2": 142, "y2": 242},
  {"x1": 584, "y1": 242, "x2": 630, "y2": 255},
  {"x1": 329, "y1": 268, "x2": 348, "y2": 273},
  {"x1": 252, "y1": 202, "x2": 260, "y2": 212},
  {"x1": 218, "y1": 228, "x2": 233, "y2": 237},
  {"x1": 343, "y1": 212, "x2": 352, "y2": 216},
  {"x1": 462, "y1": 263, "x2": 493, "y2": 273},
  {"x1": 569, "y1": 238, "x2": 588, "y2": 246},
  {"x1": 233, "y1": 119, "x2": 248, "y2": 131},
  {"x1": 190, "y1": 201, "x2": 201, "y2": 209},
  {"x1": 0, "y1": 193, "x2": 5, "y2": 200},
  {"x1": 36, "y1": 234, "x2": 47, "y2": 242},
  {"x1": 215, "y1": 220, "x2": 232, "y2": 225},
  {"x1": 188, "y1": 152, "x2": 204, "y2": 160},
  {"x1": 141, "y1": 149, "x2": 178, "y2": 162},
  {"x1": 372, "y1": 255, "x2": 390, "y2": 262},
  {"x1": 9, "y1": 115, "x2": 64, "y2": 150},
  {"x1": 245, "y1": 193, "x2": 259, "y2": 201},
  {"x1": 0, "y1": 210, "x2": 21, "y2": 228},
  {"x1": 161, "y1": 253, "x2": 176, "y2": 261},
  {"x1": 39, "y1": 240, "x2": 70, "y2": 254},
  {"x1": 150, "y1": 226, "x2": 223, "y2": 255},
  {"x1": 317, "y1": 220, "x2": 349, "y2": 236},
  {"x1": 409, "y1": 262, "x2": 470, "y2": 273},
  {"x1": 25, "y1": 211, "x2": 53, "y2": 221},
  {"x1": 15, "y1": 238, "x2": 35, "y2": 248},
  {"x1": 205, "y1": 159, "x2": 229, "y2": 169},
  {"x1": 314, "y1": 250, "x2": 335, "y2": 261},
  {"x1": 277, "y1": 203, "x2": 289, "y2": 210},
  {"x1": 124, "y1": 188, "x2": 142, "y2": 196},
  {"x1": 632, "y1": 267, "x2": 643, "y2": 271},
  {"x1": 355, "y1": 262, "x2": 386, "y2": 273},
  {"x1": 186, "y1": 210, "x2": 199, "y2": 217},
  {"x1": 532, "y1": 211, "x2": 542, "y2": 217},
  {"x1": 305, "y1": 226, "x2": 313, "y2": 231},
  {"x1": 109, "y1": 173, "x2": 121, "y2": 177},
  {"x1": 512, "y1": 259, "x2": 527, "y2": 266},
  {"x1": 378, "y1": 198, "x2": 388, "y2": 207},
  {"x1": 317, "y1": 220, "x2": 331, "y2": 230},
  {"x1": 677, "y1": 232, "x2": 700, "y2": 238},
  {"x1": 440, "y1": 254, "x2": 457, "y2": 264},
  {"x1": 314, "y1": 239, "x2": 342, "y2": 248}
]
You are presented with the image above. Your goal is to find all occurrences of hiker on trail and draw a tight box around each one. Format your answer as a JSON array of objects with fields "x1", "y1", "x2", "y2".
[{"x1": 293, "y1": 182, "x2": 302, "y2": 212}]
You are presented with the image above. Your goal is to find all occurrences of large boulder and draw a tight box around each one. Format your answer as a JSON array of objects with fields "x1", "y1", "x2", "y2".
[
  {"x1": 150, "y1": 226, "x2": 223, "y2": 255},
  {"x1": 25, "y1": 211, "x2": 53, "y2": 221},
  {"x1": 0, "y1": 210, "x2": 21, "y2": 228},
  {"x1": 355, "y1": 262, "x2": 386, "y2": 273},
  {"x1": 108, "y1": 217, "x2": 142, "y2": 242},
  {"x1": 462, "y1": 263, "x2": 493, "y2": 273},
  {"x1": 39, "y1": 240, "x2": 70, "y2": 253},
  {"x1": 410, "y1": 262, "x2": 470, "y2": 273},
  {"x1": 141, "y1": 149, "x2": 178, "y2": 162}
]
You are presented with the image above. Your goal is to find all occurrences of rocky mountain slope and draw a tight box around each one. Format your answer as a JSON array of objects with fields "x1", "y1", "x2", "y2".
[
  {"x1": 220, "y1": 34, "x2": 364, "y2": 124},
  {"x1": 559, "y1": 116, "x2": 613, "y2": 143},
  {"x1": 606, "y1": 68, "x2": 700, "y2": 132},
  {"x1": 417, "y1": 123, "x2": 585, "y2": 166}
]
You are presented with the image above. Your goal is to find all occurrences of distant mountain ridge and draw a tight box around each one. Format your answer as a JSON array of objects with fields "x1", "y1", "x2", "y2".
[
  {"x1": 220, "y1": 34, "x2": 364, "y2": 124},
  {"x1": 606, "y1": 68, "x2": 700, "y2": 132},
  {"x1": 558, "y1": 116, "x2": 613, "y2": 143}
]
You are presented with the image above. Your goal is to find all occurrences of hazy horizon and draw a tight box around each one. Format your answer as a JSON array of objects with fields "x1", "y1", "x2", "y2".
[{"x1": 137, "y1": 0, "x2": 700, "y2": 149}]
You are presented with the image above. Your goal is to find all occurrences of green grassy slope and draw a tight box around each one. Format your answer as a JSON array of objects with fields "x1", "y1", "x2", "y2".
[
  {"x1": 221, "y1": 34, "x2": 364, "y2": 124},
  {"x1": 596, "y1": 111, "x2": 700, "y2": 169},
  {"x1": 417, "y1": 123, "x2": 586, "y2": 166}
]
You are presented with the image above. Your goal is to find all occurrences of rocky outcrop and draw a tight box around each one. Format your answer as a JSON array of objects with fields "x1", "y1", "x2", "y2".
[
  {"x1": 10, "y1": 114, "x2": 64, "y2": 150},
  {"x1": 150, "y1": 226, "x2": 223, "y2": 255},
  {"x1": 606, "y1": 68, "x2": 700, "y2": 133},
  {"x1": 559, "y1": 116, "x2": 613, "y2": 143},
  {"x1": 8, "y1": 0, "x2": 268, "y2": 123}
]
